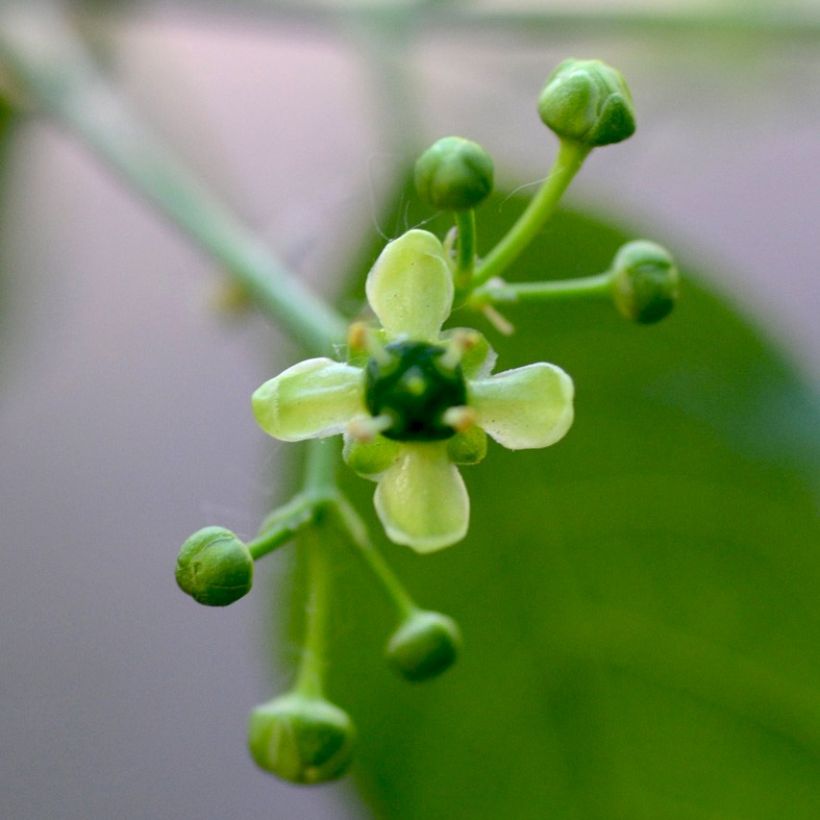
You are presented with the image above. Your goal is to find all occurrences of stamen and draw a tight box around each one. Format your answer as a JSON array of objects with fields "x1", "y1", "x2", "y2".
[
  {"x1": 481, "y1": 305, "x2": 515, "y2": 336},
  {"x1": 347, "y1": 321, "x2": 368, "y2": 353},
  {"x1": 347, "y1": 414, "x2": 393, "y2": 442},
  {"x1": 348, "y1": 321, "x2": 391, "y2": 365},
  {"x1": 443, "y1": 226, "x2": 458, "y2": 261},
  {"x1": 439, "y1": 329, "x2": 481, "y2": 370},
  {"x1": 442, "y1": 405, "x2": 477, "y2": 433}
]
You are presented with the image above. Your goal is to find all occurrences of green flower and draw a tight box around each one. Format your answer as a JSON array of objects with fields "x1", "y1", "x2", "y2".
[{"x1": 252, "y1": 230, "x2": 574, "y2": 553}]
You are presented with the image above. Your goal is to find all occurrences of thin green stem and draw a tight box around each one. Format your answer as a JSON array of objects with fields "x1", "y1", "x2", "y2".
[
  {"x1": 473, "y1": 140, "x2": 590, "y2": 288},
  {"x1": 332, "y1": 496, "x2": 417, "y2": 620},
  {"x1": 454, "y1": 209, "x2": 476, "y2": 291},
  {"x1": 303, "y1": 438, "x2": 339, "y2": 500},
  {"x1": 472, "y1": 271, "x2": 612, "y2": 307},
  {"x1": 247, "y1": 493, "x2": 315, "y2": 560},
  {"x1": 276, "y1": 440, "x2": 341, "y2": 699},
  {"x1": 0, "y1": 9, "x2": 347, "y2": 355},
  {"x1": 208, "y1": 2, "x2": 820, "y2": 42},
  {"x1": 291, "y1": 440, "x2": 341, "y2": 698},
  {"x1": 249, "y1": 440, "x2": 339, "y2": 559},
  {"x1": 293, "y1": 525, "x2": 331, "y2": 698}
]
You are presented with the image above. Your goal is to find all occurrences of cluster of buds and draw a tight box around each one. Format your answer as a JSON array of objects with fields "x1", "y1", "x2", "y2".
[{"x1": 176, "y1": 57, "x2": 678, "y2": 784}]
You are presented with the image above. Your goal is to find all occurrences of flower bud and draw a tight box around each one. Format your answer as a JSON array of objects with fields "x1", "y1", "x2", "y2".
[
  {"x1": 414, "y1": 136, "x2": 494, "y2": 211},
  {"x1": 175, "y1": 526, "x2": 253, "y2": 607},
  {"x1": 386, "y1": 610, "x2": 461, "y2": 682},
  {"x1": 610, "y1": 240, "x2": 679, "y2": 324},
  {"x1": 537, "y1": 58, "x2": 636, "y2": 147},
  {"x1": 248, "y1": 694, "x2": 356, "y2": 784}
]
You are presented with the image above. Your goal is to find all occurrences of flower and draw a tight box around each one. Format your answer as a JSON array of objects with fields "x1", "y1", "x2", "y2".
[{"x1": 252, "y1": 229, "x2": 574, "y2": 552}]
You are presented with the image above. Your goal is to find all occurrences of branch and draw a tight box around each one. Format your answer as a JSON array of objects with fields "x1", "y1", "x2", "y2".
[
  {"x1": 147, "y1": 1, "x2": 820, "y2": 42},
  {"x1": 0, "y1": 6, "x2": 348, "y2": 356}
]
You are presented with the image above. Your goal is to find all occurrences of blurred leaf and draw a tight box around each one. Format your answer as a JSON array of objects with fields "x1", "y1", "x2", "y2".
[{"x1": 283, "y1": 190, "x2": 820, "y2": 819}]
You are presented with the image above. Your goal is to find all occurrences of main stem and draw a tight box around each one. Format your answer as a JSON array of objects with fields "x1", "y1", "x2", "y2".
[
  {"x1": 240, "y1": 3, "x2": 820, "y2": 41},
  {"x1": 0, "y1": 9, "x2": 347, "y2": 355},
  {"x1": 473, "y1": 140, "x2": 590, "y2": 287},
  {"x1": 293, "y1": 439, "x2": 340, "y2": 698},
  {"x1": 294, "y1": 526, "x2": 331, "y2": 698}
]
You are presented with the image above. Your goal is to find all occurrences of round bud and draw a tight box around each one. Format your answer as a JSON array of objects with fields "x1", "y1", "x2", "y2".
[
  {"x1": 414, "y1": 136, "x2": 494, "y2": 211},
  {"x1": 386, "y1": 610, "x2": 461, "y2": 682},
  {"x1": 248, "y1": 694, "x2": 356, "y2": 784},
  {"x1": 610, "y1": 240, "x2": 679, "y2": 324},
  {"x1": 537, "y1": 58, "x2": 636, "y2": 147},
  {"x1": 175, "y1": 526, "x2": 253, "y2": 607}
]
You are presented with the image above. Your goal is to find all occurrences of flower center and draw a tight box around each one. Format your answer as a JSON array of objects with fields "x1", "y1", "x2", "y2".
[{"x1": 364, "y1": 341, "x2": 467, "y2": 442}]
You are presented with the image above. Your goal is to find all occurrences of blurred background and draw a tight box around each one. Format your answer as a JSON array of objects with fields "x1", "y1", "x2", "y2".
[{"x1": 1, "y1": 1, "x2": 818, "y2": 818}]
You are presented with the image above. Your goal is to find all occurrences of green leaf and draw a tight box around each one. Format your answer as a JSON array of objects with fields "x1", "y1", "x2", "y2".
[{"x1": 284, "y1": 195, "x2": 820, "y2": 818}]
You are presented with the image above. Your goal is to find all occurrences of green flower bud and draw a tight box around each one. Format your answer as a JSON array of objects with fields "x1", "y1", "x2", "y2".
[
  {"x1": 248, "y1": 694, "x2": 356, "y2": 784},
  {"x1": 414, "y1": 136, "x2": 494, "y2": 211},
  {"x1": 175, "y1": 526, "x2": 253, "y2": 607},
  {"x1": 386, "y1": 610, "x2": 461, "y2": 682},
  {"x1": 537, "y1": 58, "x2": 636, "y2": 147},
  {"x1": 610, "y1": 240, "x2": 679, "y2": 324}
]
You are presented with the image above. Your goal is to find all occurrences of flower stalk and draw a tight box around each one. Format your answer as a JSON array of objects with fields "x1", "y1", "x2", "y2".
[
  {"x1": 471, "y1": 271, "x2": 613, "y2": 306},
  {"x1": 454, "y1": 209, "x2": 477, "y2": 290},
  {"x1": 473, "y1": 140, "x2": 591, "y2": 287},
  {"x1": 293, "y1": 526, "x2": 332, "y2": 699}
]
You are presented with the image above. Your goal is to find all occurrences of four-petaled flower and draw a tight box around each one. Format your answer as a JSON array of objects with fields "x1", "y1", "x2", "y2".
[{"x1": 252, "y1": 230, "x2": 574, "y2": 552}]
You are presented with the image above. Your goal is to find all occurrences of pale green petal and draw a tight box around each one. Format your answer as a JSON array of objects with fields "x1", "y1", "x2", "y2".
[
  {"x1": 365, "y1": 229, "x2": 453, "y2": 342},
  {"x1": 374, "y1": 443, "x2": 469, "y2": 553},
  {"x1": 252, "y1": 358, "x2": 364, "y2": 442},
  {"x1": 343, "y1": 432, "x2": 401, "y2": 478},
  {"x1": 471, "y1": 362, "x2": 574, "y2": 450}
]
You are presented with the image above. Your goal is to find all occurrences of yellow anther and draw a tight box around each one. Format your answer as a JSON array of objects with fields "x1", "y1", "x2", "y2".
[
  {"x1": 442, "y1": 405, "x2": 477, "y2": 433},
  {"x1": 347, "y1": 321, "x2": 369, "y2": 353},
  {"x1": 440, "y1": 329, "x2": 481, "y2": 370},
  {"x1": 348, "y1": 322, "x2": 390, "y2": 365},
  {"x1": 347, "y1": 414, "x2": 392, "y2": 443}
]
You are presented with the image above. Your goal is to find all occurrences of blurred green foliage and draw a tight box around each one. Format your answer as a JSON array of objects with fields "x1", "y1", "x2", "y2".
[{"x1": 283, "y1": 190, "x2": 820, "y2": 818}]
